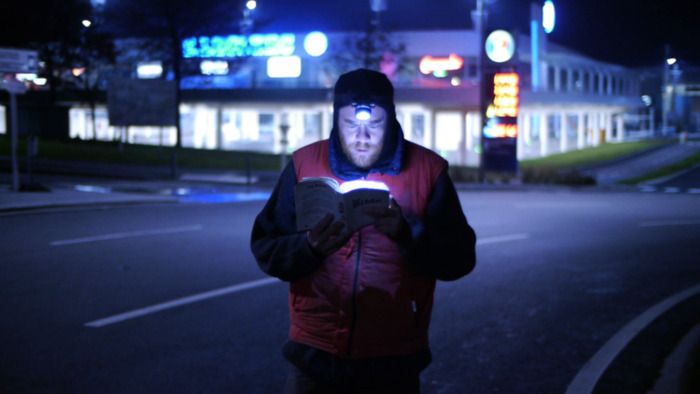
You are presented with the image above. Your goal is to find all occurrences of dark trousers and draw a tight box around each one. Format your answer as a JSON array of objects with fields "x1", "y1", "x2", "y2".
[{"x1": 283, "y1": 364, "x2": 421, "y2": 394}]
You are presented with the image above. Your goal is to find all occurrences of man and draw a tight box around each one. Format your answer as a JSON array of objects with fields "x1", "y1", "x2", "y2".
[{"x1": 251, "y1": 68, "x2": 476, "y2": 393}]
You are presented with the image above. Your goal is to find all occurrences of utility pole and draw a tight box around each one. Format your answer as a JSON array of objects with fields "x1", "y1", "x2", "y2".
[
  {"x1": 661, "y1": 44, "x2": 670, "y2": 136},
  {"x1": 472, "y1": 0, "x2": 487, "y2": 183}
]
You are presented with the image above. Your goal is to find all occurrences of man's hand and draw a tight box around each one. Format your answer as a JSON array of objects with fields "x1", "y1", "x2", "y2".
[
  {"x1": 364, "y1": 199, "x2": 411, "y2": 243},
  {"x1": 307, "y1": 213, "x2": 351, "y2": 258}
]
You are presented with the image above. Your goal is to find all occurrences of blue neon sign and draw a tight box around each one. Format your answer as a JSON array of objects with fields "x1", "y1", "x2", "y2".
[{"x1": 182, "y1": 34, "x2": 296, "y2": 58}]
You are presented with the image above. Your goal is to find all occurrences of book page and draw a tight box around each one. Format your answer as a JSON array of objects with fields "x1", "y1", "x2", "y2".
[
  {"x1": 294, "y1": 177, "x2": 342, "y2": 232},
  {"x1": 341, "y1": 181, "x2": 390, "y2": 232}
]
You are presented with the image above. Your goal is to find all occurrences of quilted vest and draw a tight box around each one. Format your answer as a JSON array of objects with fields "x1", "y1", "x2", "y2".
[{"x1": 291, "y1": 139, "x2": 446, "y2": 359}]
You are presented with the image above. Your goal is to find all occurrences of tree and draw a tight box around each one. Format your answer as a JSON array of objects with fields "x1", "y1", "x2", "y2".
[
  {"x1": 102, "y1": 0, "x2": 247, "y2": 177},
  {"x1": 326, "y1": 2, "x2": 407, "y2": 83}
]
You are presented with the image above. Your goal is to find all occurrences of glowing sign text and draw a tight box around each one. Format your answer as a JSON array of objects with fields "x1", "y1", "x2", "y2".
[
  {"x1": 493, "y1": 73, "x2": 519, "y2": 118},
  {"x1": 182, "y1": 34, "x2": 296, "y2": 58},
  {"x1": 419, "y1": 54, "x2": 464, "y2": 75}
]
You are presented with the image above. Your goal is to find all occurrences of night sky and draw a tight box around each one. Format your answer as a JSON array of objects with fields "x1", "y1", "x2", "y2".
[
  {"x1": 0, "y1": 0, "x2": 697, "y2": 68},
  {"x1": 255, "y1": 0, "x2": 699, "y2": 68}
]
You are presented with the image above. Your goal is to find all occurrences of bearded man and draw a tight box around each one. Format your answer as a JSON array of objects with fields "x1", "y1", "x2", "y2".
[{"x1": 251, "y1": 68, "x2": 476, "y2": 393}]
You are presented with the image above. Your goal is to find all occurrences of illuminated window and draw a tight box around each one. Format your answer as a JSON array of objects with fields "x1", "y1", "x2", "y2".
[
  {"x1": 303, "y1": 112, "x2": 321, "y2": 138},
  {"x1": 411, "y1": 114, "x2": 425, "y2": 142},
  {"x1": 0, "y1": 105, "x2": 6, "y2": 134},
  {"x1": 259, "y1": 113, "x2": 275, "y2": 143}
]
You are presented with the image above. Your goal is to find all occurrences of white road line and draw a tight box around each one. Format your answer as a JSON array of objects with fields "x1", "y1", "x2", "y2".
[
  {"x1": 664, "y1": 187, "x2": 680, "y2": 193},
  {"x1": 566, "y1": 283, "x2": 700, "y2": 394},
  {"x1": 639, "y1": 186, "x2": 656, "y2": 193},
  {"x1": 85, "y1": 277, "x2": 280, "y2": 328},
  {"x1": 477, "y1": 233, "x2": 529, "y2": 245},
  {"x1": 639, "y1": 219, "x2": 700, "y2": 227},
  {"x1": 688, "y1": 188, "x2": 700, "y2": 194},
  {"x1": 50, "y1": 225, "x2": 203, "y2": 246}
]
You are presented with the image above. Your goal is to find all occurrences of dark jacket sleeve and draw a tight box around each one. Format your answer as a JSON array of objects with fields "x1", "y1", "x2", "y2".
[
  {"x1": 402, "y1": 167, "x2": 476, "y2": 281},
  {"x1": 250, "y1": 161, "x2": 324, "y2": 282}
]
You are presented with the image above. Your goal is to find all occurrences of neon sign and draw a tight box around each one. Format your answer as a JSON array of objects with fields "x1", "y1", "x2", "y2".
[
  {"x1": 484, "y1": 72, "x2": 519, "y2": 138},
  {"x1": 493, "y1": 73, "x2": 519, "y2": 117},
  {"x1": 182, "y1": 34, "x2": 296, "y2": 58},
  {"x1": 419, "y1": 54, "x2": 464, "y2": 76}
]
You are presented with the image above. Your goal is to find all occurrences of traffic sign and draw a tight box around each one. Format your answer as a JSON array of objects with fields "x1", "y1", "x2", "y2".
[{"x1": 0, "y1": 48, "x2": 39, "y2": 73}]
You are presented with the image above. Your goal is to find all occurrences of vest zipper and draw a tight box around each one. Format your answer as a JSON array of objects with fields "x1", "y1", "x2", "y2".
[{"x1": 346, "y1": 231, "x2": 362, "y2": 357}]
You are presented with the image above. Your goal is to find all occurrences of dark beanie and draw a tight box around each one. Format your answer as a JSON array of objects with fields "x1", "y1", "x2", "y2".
[
  {"x1": 328, "y1": 68, "x2": 404, "y2": 179},
  {"x1": 333, "y1": 68, "x2": 395, "y2": 115}
]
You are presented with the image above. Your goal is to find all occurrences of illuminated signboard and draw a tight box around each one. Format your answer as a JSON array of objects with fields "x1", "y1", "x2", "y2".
[
  {"x1": 482, "y1": 71, "x2": 519, "y2": 173},
  {"x1": 543, "y1": 1, "x2": 556, "y2": 34},
  {"x1": 267, "y1": 56, "x2": 301, "y2": 78},
  {"x1": 182, "y1": 34, "x2": 296, "y2": 58},
  {"x1": 485, "y1": 30, "x2": 515, "y2": 64},
  {"x1": 303, "y1": 31, "x2": 328, "y2": 57},
  {"x1": 419, "y1": 54, "x2": 464, "y2": 77},
  {"x1": 484, "y1": 72, "x2": 519, "y2": 138}
]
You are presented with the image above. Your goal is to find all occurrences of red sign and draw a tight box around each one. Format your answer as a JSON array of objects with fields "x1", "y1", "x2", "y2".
[{"x1": 419, "y1": 53, "x2": 464, "y2": 75}]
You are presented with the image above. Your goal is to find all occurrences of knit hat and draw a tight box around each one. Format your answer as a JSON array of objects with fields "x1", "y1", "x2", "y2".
[
  {"x1": 328, "y1": 68, "x2": 404, "y2": 179},
  {"x1": 332, "y1": 68, "x2": 395, "y2": 116}
]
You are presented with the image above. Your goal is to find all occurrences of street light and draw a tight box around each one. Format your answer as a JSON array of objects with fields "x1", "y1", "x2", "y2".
[{"x1": 82, "y1": 19, "x2": 92, "y2": 28}]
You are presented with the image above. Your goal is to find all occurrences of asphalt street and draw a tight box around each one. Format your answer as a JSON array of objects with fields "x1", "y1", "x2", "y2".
[{"x1": 1, "y1": 189, "x2": 699, "y2": 393}]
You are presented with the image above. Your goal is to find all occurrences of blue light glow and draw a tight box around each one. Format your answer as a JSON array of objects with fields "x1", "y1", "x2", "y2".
[
  {"x1": 303, "y1": 31, "x2": 328, "y2": 57},
  {"x1": 542, "y1": 1, "x2": 556, "y2": 34},
  {"x1": 182, "y1": 34, "x2": 296, "y2": 59}
]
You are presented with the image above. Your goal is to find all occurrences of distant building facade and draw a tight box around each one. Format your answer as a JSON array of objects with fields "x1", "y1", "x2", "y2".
[{"x1": 38, "y1": 26, "x2": 649, "y2": 166}]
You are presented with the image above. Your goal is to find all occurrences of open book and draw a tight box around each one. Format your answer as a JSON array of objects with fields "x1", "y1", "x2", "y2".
[{"x1": 295, "y1": 177, "x2": 391, "y2": 232}]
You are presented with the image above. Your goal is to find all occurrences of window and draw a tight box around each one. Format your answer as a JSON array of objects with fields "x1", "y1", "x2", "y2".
[
  {"x1": 547, "y1": 66, "x2": 556, "y2": 91},
  {"x1": 411, "y1": 114, "x2": 425, "y2": 142},
  {"x1": 303, "y1": 112, "x2": 321, "y2": 138},
  {"x1": 593, "y1": 73, "x2": 600, "y2": 94},
  {"x1": 560, "y1": 69, "x2": 568, "y2": 92},
  {"x1": 258, "y1": 113, "x2": 275, "y2": 143}
]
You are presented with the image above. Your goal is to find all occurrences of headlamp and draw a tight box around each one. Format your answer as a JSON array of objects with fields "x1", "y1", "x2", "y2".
[{"x1": 352, "y1": 102, "x2": 375, "y2": 121}]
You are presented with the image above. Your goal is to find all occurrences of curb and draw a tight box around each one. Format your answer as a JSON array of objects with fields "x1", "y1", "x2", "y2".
[{"x1": 566, "y1": 284, "x2": 700, "y2": 394}]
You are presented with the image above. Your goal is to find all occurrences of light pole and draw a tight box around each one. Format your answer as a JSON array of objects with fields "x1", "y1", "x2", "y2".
[
  {"x1": 661, "y1": 44, "x2": 673, "y2": 136},
  {"x1": 472, "y1": 0, "x2": 487, "y2": 182}
]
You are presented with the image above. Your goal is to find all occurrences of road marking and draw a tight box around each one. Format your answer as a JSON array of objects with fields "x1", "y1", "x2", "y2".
[
  {"x1": 85, "y1": 277, "x2": 280, "y2": 328},
  {"x1": 84, "y1": 232, "x2": 527, "y2": 328},
  {"x1": 566, "y1": 283, "x2": 700, "y2": 394},
  {"x1": 639, "y1": 219, "x2": 700, "y2": 227},
  {"x1": 477, "y1": 233, "x2": 529, "y2": 245},
  {"x1": 664, "y1": 187, "x2": 680, "y2": 193},
  {"x1": 50, "y1": 225, "x2": 203, "y2": 246},
  {"x1": 688, "y1": 188, "x2": 700, "y2": 194},
  {"x1": 639, "y1": 186, "x2": 656, "y2": 193},
  {"x1": 513, "y1": 202, "x2": 610, "y2": 209}
]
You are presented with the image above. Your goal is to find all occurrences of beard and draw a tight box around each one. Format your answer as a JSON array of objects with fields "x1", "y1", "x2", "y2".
[{"x1": 340, "y1": 140, "x2": 383, "y2": 169}]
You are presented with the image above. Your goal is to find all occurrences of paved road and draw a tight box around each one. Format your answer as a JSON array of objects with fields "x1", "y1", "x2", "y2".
[{"x1": 1, "y1": 190, "x2": 699, "y2": 393}]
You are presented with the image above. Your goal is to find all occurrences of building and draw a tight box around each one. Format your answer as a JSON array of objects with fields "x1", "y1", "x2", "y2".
[{"x1": 4, "y1": 12, "x2": 650, "y2": 168}]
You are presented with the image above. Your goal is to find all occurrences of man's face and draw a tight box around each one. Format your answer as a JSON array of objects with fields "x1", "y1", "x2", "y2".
[{"x1": 337, "y1": 105, "x2": 387, "y2": 169}]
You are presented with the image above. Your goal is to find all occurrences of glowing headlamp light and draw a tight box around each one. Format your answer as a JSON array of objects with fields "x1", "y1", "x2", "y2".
[{"x1": 353, "y1": 103, "x2": 375, "y2": 121}]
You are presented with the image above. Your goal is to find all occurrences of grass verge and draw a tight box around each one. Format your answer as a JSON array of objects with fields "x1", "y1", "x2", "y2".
[
  {"x1": 619, "y1": 150, "x2": 700, "y2": 185},
  {"x1": 519, "y1": 140, "x2": 668, "y2": 170},
  {"x1": 0, "y1": 137, "x2": 281, "y2": 172}
]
